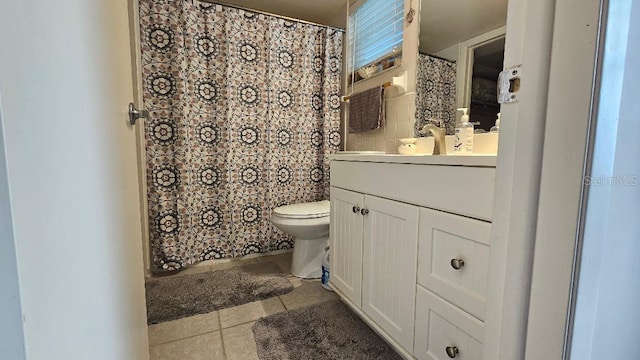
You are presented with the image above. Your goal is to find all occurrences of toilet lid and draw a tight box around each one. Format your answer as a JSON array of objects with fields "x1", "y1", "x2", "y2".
[{"x1": 273, "y1": 200, "x2": 330, "y2": 219}]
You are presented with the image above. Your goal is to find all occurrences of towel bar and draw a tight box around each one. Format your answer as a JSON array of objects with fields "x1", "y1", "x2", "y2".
[{"x1": 341, "y1": 71, "x2": 407, "y2": 102}]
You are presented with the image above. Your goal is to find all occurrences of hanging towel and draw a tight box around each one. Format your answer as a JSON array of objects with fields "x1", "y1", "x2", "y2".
[{"x1": 348, "y1": 85, "x2": 385, "y2": 133}]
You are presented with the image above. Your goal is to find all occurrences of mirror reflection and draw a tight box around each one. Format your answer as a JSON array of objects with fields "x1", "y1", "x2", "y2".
[
  {"x1": 415, "y1": 0, "x2": 508, "y2": 135},
  {"x1": 468, "y1": 38, "x2": 505, "y2": 131}
]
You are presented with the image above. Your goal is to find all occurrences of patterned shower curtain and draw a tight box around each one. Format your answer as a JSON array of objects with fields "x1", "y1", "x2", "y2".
[
  {"x1": 415, "y1": 53, "x2": 457, "y2": 135},
  {"x1": 139, "y1": 0, "x2": 343, "y2": 272}
]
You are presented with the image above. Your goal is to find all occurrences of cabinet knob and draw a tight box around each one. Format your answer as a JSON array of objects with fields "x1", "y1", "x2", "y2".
[
  {"x1": 361, "y1": 208, "x2": 369, "y2": 216},
  {"x1": 450, "y1": 258, "x2": 465, "y2": 270},
  {"x1": 445, "y1": 346, "x2": 459, "y2": 358},
  {"x1": 352, "y1": 206, "x2": 361, "y2": 213}
]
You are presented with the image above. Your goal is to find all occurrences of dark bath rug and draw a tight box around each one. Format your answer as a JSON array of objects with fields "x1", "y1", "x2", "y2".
[
  {"x1": 252, "y1": 299, "x2": 402, "y2": 360},
  {"x1": 145, "y1": 262, "x2": 293, "y2": 325}
]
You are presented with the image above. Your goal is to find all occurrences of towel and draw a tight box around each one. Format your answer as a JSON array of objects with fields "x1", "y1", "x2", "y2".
[{"x1": 348, "y1": 85, "x2": 385, "y2": 133}]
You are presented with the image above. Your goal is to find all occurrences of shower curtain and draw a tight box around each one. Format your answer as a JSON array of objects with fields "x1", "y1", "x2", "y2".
[
  {"x1": 415, "y1": 54, "x2": 457, "y2": 135},
  {"x1": 139, "y1": 0, "x2": 343, "y2": 271}
]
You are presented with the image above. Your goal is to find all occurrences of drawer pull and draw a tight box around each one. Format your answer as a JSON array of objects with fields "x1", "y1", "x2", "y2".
[
  {"x1": 445, "y1": 346, "x2": 459, "y2": 358},
  {"x1": 361, "y1": 208, "x2": 369, "y2": 216},
  {"x1": 450, "y1": 258, "x2": 465, "y2": 270},
  {"x1": 352, "y1": 206, "x2": 361, "y2": 213}
]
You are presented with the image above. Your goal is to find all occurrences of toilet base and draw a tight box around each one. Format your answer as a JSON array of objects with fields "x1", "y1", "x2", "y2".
[{"x1": 290, "y1": 237, "x2": 328, "y2": 279}]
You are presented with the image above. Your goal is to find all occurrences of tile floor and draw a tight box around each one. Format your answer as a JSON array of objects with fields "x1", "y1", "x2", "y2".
[{"x1": 147, "y1": 252, "x2": 339, "y2": 360}]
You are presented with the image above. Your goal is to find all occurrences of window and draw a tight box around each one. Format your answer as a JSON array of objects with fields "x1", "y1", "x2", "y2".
[{"x1": 348, "y1": 0, "x2": 404, "y2": 73}]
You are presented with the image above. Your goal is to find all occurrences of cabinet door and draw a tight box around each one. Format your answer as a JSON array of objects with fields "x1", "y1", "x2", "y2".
[
  {"x1": 330, "y1": 187, "x2": 364, "y2": 307},
  {"x1": 362, "y1": 195, "x2": 419, "y2": 352}
]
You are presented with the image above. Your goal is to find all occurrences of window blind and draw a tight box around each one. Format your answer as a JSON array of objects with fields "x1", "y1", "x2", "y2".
[{"x1": 349, "y1": 0, "x2": 404, "y2": 70}]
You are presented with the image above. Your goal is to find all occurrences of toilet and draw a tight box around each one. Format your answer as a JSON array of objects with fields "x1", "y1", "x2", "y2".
[{"x1": 271, "y1": 200, "x2": 330, "y2": 278}]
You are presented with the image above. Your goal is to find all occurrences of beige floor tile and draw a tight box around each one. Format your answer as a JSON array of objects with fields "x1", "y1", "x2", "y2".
[
  {"x1": 255, "y1": 252, "x2": 293, "y2": 274},
  {"x1": 219, "y1": 297, "x2": 285, "y2": 329},
  {"x1": 222, "y1": 322, "x2": 259, "y2": 360},
  {"x1": 210, "y1": 258, "x2": 259, "y2": 272},
  {"x1": 148, "y1": 311, "x2": 220, "y2": 346},
  {"x1": 149, "y1": 331, "x2": 224, "y2": 360},
  {"x1": 279, "y1": 278, "x2": 338, "y2": 310}
]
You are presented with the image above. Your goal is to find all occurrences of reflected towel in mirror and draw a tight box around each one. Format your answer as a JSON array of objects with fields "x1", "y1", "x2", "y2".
[{"x1": 348, "y1": 85, "x2": 385, "y2": 133}]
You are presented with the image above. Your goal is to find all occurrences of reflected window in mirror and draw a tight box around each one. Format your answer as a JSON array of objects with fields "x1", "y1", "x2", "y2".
[{"x1": 347, "y1": 0, "x2": 404, "y2": 83}]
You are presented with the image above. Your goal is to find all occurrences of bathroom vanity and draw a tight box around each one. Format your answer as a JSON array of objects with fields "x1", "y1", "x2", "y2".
[{"x1": 329, "y1": 154, "x2": 496, "y2": 360}]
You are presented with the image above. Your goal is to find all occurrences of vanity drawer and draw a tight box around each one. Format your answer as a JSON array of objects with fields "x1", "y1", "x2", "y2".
[
  {"x1": 414, "y1": 286, "x2": 484, "y2": 360},
  {"x1": 417, "y1": 208, "x2": 491, "y2": 321},
  {"x1": 330, "y1": 160, "x2": 495, "y2": 221}
]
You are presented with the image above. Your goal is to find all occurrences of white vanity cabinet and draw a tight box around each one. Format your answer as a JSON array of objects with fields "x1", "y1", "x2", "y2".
[
  {"x1": 330, "y1": 154, "x2": 496, "y2": 359},
  {"x1": 330, "y1": 188, "x2": 419, "y2": 351}
]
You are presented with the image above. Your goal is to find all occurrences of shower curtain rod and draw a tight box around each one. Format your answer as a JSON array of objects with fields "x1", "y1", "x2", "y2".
[{"x1": 197, "y1": 0, "x2": 346, "y2": 32}]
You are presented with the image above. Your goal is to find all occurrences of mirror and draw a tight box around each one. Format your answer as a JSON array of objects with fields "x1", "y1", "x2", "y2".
[{"x1": 415, "y1": 0, "x2": 508, "y2": 135}]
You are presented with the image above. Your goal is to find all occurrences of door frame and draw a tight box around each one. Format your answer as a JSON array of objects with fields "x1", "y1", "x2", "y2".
[
  {"x1": 455, "y1": 25, "x2": 506, "y2": 109},
  {"x1": 482, "y1": 0, "x2": 557, "y2": 358},
  {"x1": 128, "y1": 0, "x2": 152, "y2": 276}
]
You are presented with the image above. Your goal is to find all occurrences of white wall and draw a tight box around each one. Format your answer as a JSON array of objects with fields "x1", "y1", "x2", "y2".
[
  {"x1": 325, "y1": 3, "x2": 348, "y2": 28},
  {"x1": 0, "y1": 99, "x2": 26, "y2": 359},
  {"x1": 434, "y1": 44, "x2": 459, "y2": 62},
  {"x1": 0, "y1": 0, "x2": 149, "y2": 359},
  {"x1": 570, "y1": 0, "x2": 640, "y2": 358}
]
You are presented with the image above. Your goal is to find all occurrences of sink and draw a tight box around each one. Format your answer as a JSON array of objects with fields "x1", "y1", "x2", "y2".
[{"x1": 417, "y1": 133, "x2": 498, "y2": 155}]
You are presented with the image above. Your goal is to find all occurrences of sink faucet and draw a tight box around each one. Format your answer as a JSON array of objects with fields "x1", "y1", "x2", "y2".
[{"x1": 419, "y1": 123, "x2": 447, "y2": 155}]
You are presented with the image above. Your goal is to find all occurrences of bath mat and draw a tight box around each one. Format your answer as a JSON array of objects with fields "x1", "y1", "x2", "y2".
[
  {"x1": 145, "y1": 262, "x2": 293, "y2": 324},
  {"x1": 252, "y1": 300, "x2": 402, "y2": 360}
]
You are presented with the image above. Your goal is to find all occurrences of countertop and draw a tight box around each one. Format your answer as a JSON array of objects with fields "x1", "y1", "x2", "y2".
[{"x1": 329, "y1": 153, "x2": 497, "y2": 167}]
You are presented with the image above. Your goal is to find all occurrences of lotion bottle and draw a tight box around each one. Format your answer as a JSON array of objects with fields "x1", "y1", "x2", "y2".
[
  {"x1": 454, "y1": 108, "x2": 474, "y2": 153},
  {"x1": 490, "y1": 113, "x2": 501, "y2": 133}
]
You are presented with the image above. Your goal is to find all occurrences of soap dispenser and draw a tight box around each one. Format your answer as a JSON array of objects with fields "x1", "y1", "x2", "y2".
[
  {"x1": 454, "y1": 108, "x2": 474, "y2": 153},
  {"x1": 490, "y1": 113, "x2": 501, "y2": 133}
]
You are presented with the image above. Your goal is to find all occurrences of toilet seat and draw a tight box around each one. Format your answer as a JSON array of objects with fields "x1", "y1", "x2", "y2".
[
  {"x1": 273, "y1": 200, "x2": 330, "y2": 219},
  {"x1": 271, "y1": 200, "x2": 330, "y2": 278}
]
